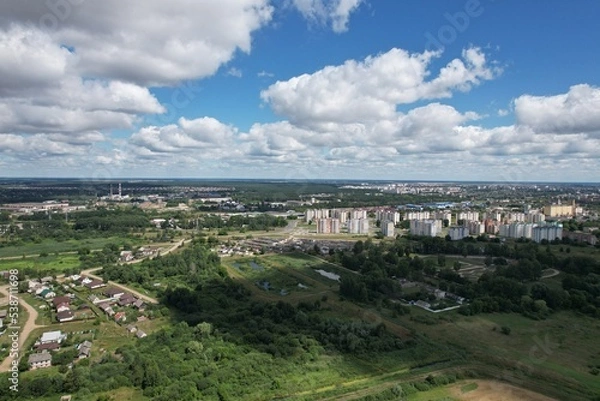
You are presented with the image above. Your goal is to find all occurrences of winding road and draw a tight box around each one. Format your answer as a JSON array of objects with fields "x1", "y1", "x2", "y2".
[
  {"x1": 0, "y1": 285, "x2": 46, "y2": 372},
  {"x1": 80, "y1": 268, "x2": 158, "y2": 304},
  {"x1": 80, "y1": 238, "x2": 191, "y2": 305}
]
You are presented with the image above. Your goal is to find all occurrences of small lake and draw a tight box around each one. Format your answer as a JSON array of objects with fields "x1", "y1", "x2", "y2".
[{"x1": 250, "y1": 261, "x2": 265, "y2": 271}]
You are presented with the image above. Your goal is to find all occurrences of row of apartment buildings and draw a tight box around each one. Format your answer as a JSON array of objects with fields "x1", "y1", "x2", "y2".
[
  {"x1": 439, "y1": 221, "x2": 564, "y2": 243},
  {"x1": 315, "y1": 217, "x2": 397, "y2": 238}
]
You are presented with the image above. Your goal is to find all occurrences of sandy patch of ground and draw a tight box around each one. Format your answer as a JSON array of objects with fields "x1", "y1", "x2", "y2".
[{"x1": 450, "y1": 380, "x2": 558, "y2": 401}]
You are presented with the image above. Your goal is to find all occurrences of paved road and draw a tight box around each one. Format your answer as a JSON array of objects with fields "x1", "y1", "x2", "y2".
[{"x1": 0, "y1": 285, "x2": 46, "y2": 372}]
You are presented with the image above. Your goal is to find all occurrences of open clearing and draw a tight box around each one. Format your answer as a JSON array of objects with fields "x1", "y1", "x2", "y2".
[{"x1": 448, "y1": 380, "x2": 558, "y2": 401}]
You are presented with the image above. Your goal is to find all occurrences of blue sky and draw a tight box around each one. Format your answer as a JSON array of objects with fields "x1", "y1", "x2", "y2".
[{"x1": 1, "y1": 0, "x2": 599, "y2": 181}]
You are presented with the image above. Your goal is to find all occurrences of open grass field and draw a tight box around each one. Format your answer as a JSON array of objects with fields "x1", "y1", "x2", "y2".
[
  {"x1": 223, "y1": 252, "x2": 343, "y2": 303},
  {"x1": 389, "y1": 309, "x2": 600, "y2": 400},
  {"x1": 547, "y1": 243, "x2": 600, "y2": 258},
  {"x1": 33, "y1": 386, "x2": 148, "y2": 401},
  {"x1": 0, "y1": 236, "x2": 140, "y2": 259},
  {"x1": 0, "y1": 254, "x2": 81, "y2": 272},
  {"x1": 398, "y1": 380, "x2": 558, "y2": 401}
]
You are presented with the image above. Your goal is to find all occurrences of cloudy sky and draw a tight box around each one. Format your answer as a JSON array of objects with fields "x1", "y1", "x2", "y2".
[{"x1": 1, "y1": 0, "x2": 599, "y2": 182}]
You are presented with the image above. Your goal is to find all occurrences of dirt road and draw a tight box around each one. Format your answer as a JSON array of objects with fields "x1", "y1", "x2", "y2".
[
  {"x1": 77, "y1": 239, "x2": 193, "y2": 305},
  {"x1": 81, "y1": 268, "x2": 158, "y2": 304},
  {"x1": 0, "y1": 285, "x2": 46, "y2": 372}
]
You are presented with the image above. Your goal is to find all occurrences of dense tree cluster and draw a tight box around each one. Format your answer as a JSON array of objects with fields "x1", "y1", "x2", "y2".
[
  {"x1": 162, "y1": 279, "x2": 404, "y2": 357},
  {"x1": 189, "y1": 213, "x2": 288, "y2": 232},
  {"x1": 72, "y1": 208, "x2": 150, "y2": 232},
  {"x1": 327, "y1": 237, "x2": 600, "y2": 319},
  {"x1": 100, "y1": 242, "x2": 225, "y2": 289}
]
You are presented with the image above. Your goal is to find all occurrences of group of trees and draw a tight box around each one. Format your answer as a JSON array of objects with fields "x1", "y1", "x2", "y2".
[
  {"x1": 162, "y1": 278, "x2": 404, "y2": 357},
  {"x1": 187, "y1": 213, "x2": 288, "y2": 232},
  {"x1": 0, "y1": 208, "x2": 151, "y2": 246},
  {"x1": 326, "y1": 236, "x2": 600, "y2": 319},
  {"x1": 100, "y1": 241, "x2": 224, "y2": 289},
  {"x1": 72, "y1": 208, "x2": 150, "y2": 233}
]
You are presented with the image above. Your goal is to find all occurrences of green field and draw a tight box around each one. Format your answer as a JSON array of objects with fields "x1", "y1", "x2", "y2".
[
  {"x1": 390, "y1": 309, "x2": 600, "y2": 400},
  {"x1": 223, "y1": 252, "x2": 346, "y2": 303},
  {"x1": 0, "y1": 237, "x2": 140, "y2": 259},
  {"x1": 0, "y1": 254, "x2": 81, "y2": 272}
]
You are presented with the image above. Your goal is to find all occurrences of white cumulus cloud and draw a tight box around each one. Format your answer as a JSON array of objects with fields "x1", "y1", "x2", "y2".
[
  {"x1": 261, "y1": 47, "x2": 500, "y2": 127},
  {"x1": 291, "y1": 0, "x2": 363, "y2": 33},
  {"x1": 515, "y1": 84, "x2": 600, "y2": 136}
]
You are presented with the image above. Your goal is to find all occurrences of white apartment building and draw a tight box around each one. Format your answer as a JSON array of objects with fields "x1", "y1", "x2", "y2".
[
  {"x1": 457, "y1": 211, "x2": 479, "y2": 222},
  {"x1": 350, "y1": 209, "x2": 368, "y2": 220},
  {"x1": 381, "y1": 220, "x2": 395, "y2": 237},
  {"x1": 348, "y1": 218, "x2": 369, "y2": 234},
  {"x1": 508, "y1": 212, "x2": 526, "y2": 223},
  {"x1": 533, "y1": 224, "x2": 563, "y2": 243},
  {"x1": 376, "y1": 210, "x2": 400, "y2": 224},
  {"x1": 526, "y1": 212, "x2": 546, "y2": 223},
  {"x1": 331, "y1": 208, "x2": 349, "y2": 223},
  {"x1": 449, "y1": 226, "x2": 470, "y2": 241},
  {"x1": 410, "y1": 220, "x2": 442, "y2": 237},
  {"x1": 467, "y1": 221, "x2": 485, "y2": 235},
  {"x1": 434, "y1": 211, "x2": 453, "y2": 224},
  {"x1": 483, "y1": 211, "x2": 502, "y2": 222},
  {"x1": 306, "y1": 209, "x2": 331, "y2": 222},
  {"x1": 316, "y1": 218, "x2": 341, "y2": 234},
  {"x1": 404, "y1": 211, "x2": 431, "y2": 221},
  {"x1": 498, "y1": 222, "x2": 558, "y2": 242}
]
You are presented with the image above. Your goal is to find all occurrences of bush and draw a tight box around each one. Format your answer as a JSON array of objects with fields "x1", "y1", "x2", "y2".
[{"x1": 500, "y1": 326, "x2": 511, "y2": 335}]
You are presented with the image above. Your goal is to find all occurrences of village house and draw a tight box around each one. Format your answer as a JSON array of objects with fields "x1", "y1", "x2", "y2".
[
  {"x1": 28, "y1": 351, "x2": 52, "y2": 370},
  {"x1": 97, "y1": 302, "x2": 115, "y2": 316},
  {"x1": 34, "y1": 341, "x2": 61, "y2": 352},
  {"x1": 40, "y1": 330, "x2": 66, "y2": 345},
  {"x1": 114, "y1": 311, "x2": 126, "y2": 322},
  {"x1": 84, "y1": 279, "x2": 106, "y2": 290},
  {"x1": 77, "y1": 340, "x2": 92, "y2": 359},
  {"x1": 57, "y1": 310, "x2": 75, "y2": 322},
  {"x1": 39, "y1": 288, "x2": 56, "y2": 299},
  {"x1": 118, "y1": 293, "x2": 137, "y2": 307},
  {"x1": 52, "y1": 296, "x2": 71, "y2": 307},
  {"x1": 28, "y1": 279, "x2": 42, "y2": 293},
  {"x1": 55, "y1": 302, "x2": 71, "y2": 313},
  {"x1": 133, "y1": 299, "x2": 145, "y2": 311},
  {"x1": 104, "y1": 287, "x2": 125, "y2": 299},
  {"x1": 119, "y1": 250, "x2": 134, "y2": 263}
]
